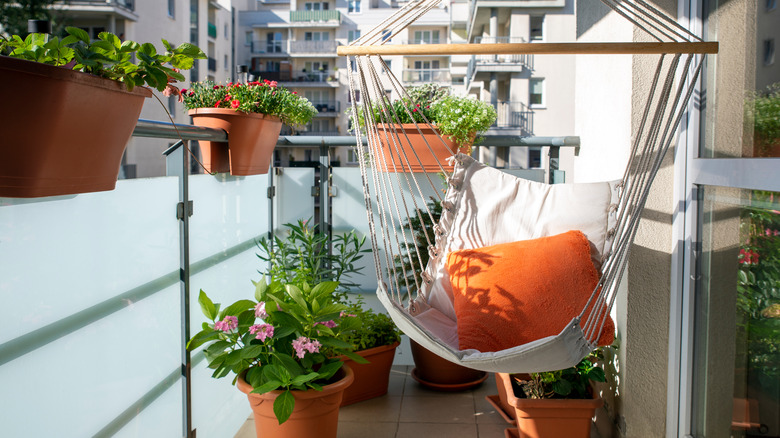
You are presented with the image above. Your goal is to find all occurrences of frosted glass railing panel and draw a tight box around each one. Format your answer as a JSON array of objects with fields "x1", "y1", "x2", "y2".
[
  {"x1": 0, "y1": 285, "x2": 181, "y2": 437},
  {"x1": 114, "y1": 381, "x2": 182, "y2": 438},
  {"x1": 0, "y1": 178, "x2": 180, "y2": 344},
  {"x1": 188, "y1": 175, "x2": 270, "y2": 438},
  {"x1": 332, "y1": 168, "x2": 376, "y2": 291},
  {"x1": 188, "y1": 174, "x2": 270, "y2": 264},
  {"x1": 275, "y1": 167, "x2": 314, "y2": 230}
]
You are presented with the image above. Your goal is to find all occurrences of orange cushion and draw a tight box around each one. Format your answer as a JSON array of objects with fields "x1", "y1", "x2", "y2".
[{"x1": 446, "y1": 230, "x2": 615, "y2": 353}]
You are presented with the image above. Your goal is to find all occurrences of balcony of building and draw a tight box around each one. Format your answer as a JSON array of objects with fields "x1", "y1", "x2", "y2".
[
  {"x1": 466, "y1": 0, "x2": 565, "y2": 39},
  {"x1": 53, "y1": 0, "x2": 138, "y2": 20},
  {"x1": 207, "y1": 22, "x2": 218, "y2": 39},
  {"x1": 402, "y1": 68, "x2": 452, "y2": 84},
  {"x1": 464, "y1": 37, "x2": 533, "y2": 89},
  {"x1": 250, "y1": 40, "x2": 290, "y2": 56},
  {"x1": 289, "y1": 10, "x2": 342, "y2": 26},
  {"x1": 488, "y1": 101, "x2": 534, "y2": 136},
  {"x1": 289, "y1": 40, "x2": 340, "y2": 55},
  {"x1": 310, "y1": 100, "x2": 341, "y2": 115}
]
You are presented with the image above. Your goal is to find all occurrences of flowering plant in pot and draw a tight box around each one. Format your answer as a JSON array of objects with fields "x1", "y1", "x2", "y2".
[
  {"x1": 181, "y1": 80, "x2": 317, "y2": 175},
  {"x1": 0, "y1": 28, "x2": 205, "y2": 198},
  {"x1": 257, "y1": 219, "x2": 403, "y2": 405},
  {"x1": 351, "y1": 84, "x2": 496, "y2": 172},
  {"x1": 495, "y1": 348, "x2": 609, "y2": 438},
  {"x1": 187, "y1": 279, "x2": 363, "y2": 436}
]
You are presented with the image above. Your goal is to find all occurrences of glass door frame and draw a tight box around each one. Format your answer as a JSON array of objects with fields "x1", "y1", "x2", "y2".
[{"x1": 670, "y1": 1, "x2": 780, "y2": 436}]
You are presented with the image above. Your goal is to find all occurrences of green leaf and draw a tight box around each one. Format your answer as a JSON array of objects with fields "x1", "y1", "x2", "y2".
[
  {"x1": 316, "y1": 360, "x2": 343, "y2": 380},
  {"x1": 146, "y1": 67, "x2": 169, "y2": 91},
  {"x1": 254, "y1": 278, "x2": 269, "y2": 302},
  {"x1": 318, "y1": 336, "x2": 352, "y2": 350},
  {"x1": 186, "y1": 329, "x2": 220, "y2": 350},
  {"x1": 551, "y1": 379, "x2": 572, "y2": 397},
  {"x1": 341, "y1": 350, "x2": 370, "y2": 364},
  {"x1": 175, "y1": 42, "x2": 207, "y2": 58},
  {"x1": 271, "y1": 311, "x2": 305, "y2": 333},
  {"x1": 198, "y1": 290, "x2": 217, "y2": 320},
  {"x1": 162, "y1": 39, "x2": 174, "y2": 53},
  {"x1": 588, "y1": 368, "x2": 606, "y2": 383},
  {"x1": 273, "y1": 326, "x2": 296, "y2": 339},
  {"x1": 138, "y1": 42, "x2": 157, "y2": 57},
  {"x1": 273, "y1": 353, "x2": 305, "y2": 377},
  {"x1": 290, "y1": 372, "x2": 320, "y2": 386},
  {"x1": 273, "y1": 390, "x2": 296, "y2": 425},
  {"x1": 286, "y1": 285, "x2": 310, "y2": 311},
  {"x1": 119, "y1": 40, "x2": 140, "y2": 52},
  {"x1": 66, "y1": 27, "x2": 91, "y2": 44},
  {"x1": 251, "y1": 380, "x2": 283, "y2": 395},
  {"x1": 222, "y1": 299, "x2": 257, "y2": 317},
  {"x1": 241, "y1": 344, "x2": 265, "y2": 359},
  {"x1": 98, "y1": 32, "x2": 122, "y2": 48},
  {"x1": 311, "y1": 281, "x2": 339, "y2": 298}
]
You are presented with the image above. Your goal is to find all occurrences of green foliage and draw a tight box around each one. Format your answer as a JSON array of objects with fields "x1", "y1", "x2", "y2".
[
  {"x1": 257, "y1": 219, "x2": 401, "y2": 351},
  {"x1": 737, "y1": 190, "x2": 780, "y2": 384},
  {"x1": 0, "y1": 0, "x2": 57, "y2": 38},
  {"x1": 352, "y1": 84, "x2": 497, "y2": 150},
  {"x1": 181, "y1": 80, "x2": 318, "y2": 127},
  {"x1": 393, "y1": 197, "x2": 443, "y2": 292},
  {"x1": 0, "y1": 28, "x2": 205, "y2": 91},
  {"x1": 515, "y1": 349, "x2": 608, "y2": 399},
  {"x1": 188, "y1": 279, "x2": 361, "y2": 425},
  {"x1": 745, "y1": 83, "x2": 780, "y2": 154}
]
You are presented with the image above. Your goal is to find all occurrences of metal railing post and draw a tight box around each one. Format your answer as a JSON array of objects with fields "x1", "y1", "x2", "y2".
[{"x1": 177, "y1": 140, "x2": 194, "y2": 438}]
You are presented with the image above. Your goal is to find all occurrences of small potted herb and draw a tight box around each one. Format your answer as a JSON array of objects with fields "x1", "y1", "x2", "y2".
[
  {"x1": 181, "y1": 80, "x2": 317, "y2": 175},
  {"x1": 256, "y1": 219, "x2": 403, "y2": 405},
  {"x1": 0, "y1": 27, "x2": 205, "y2": 198},
  {"x1": 352, "y1": 83, "x2": 497, "y2": 172},
  {"x1": 494, "y1": 348, "x2": 609, "y2": 438}
]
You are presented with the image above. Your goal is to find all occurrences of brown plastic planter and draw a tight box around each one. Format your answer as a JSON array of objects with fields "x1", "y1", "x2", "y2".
[
  {"x1": 375, "y1": 124, "x2": 470, "y2": 173},
  {"x1": 498, "y1": 372, "x2": 603, "y2": 438},
  {"x1": 188, "y1": 108, "x2": 282, "y2": 175},
  {"x1": 409, "y1": 339, "x2": 487, "y2": 391},
  {"x1": 0, "y1": 56, "x2": 151, "y2": 198},
  {"x1": 237, "y1": 365, "x2": 354, "y2": 438},
  {"x1": 339, "y1": 341, "x2": 399, "y2": 406}
]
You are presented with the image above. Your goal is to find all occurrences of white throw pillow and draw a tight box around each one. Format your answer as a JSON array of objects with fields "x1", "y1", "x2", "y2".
[{"x1": 421, "y1": 154, "x2": 621, "y2": 322}]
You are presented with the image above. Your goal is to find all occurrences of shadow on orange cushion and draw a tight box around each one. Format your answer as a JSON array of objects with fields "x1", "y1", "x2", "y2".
[{"x1": 446, "y1": 230, "x2": 615, "y2": 353}]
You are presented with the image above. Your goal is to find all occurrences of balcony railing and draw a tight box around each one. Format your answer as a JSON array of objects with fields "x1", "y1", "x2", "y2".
[
  {"x1": 402, "y1": 68, "x2": 451, "y2": 83},
  {"x1": 0, "y1": 117, "x2": 574, "y2": 437},
  {"x1": 311, "y1": 100, "x2": 340, "y2": 113},
  {"x1": 208, "y1": 22, "x2": 217, "y2": 39},
  {"x1": 494, "y1": 101, "x2": 534, "y2": 135},
  {"x1": 56, "y1": 0, "x2": 135, "y2": 10},
  {"x1": 251, "y1": 40, "x2": 288, "y2": 55},
  {"x1": 289, "y1": 40, "x2": 338, "y2": 54},
  {"x1": 289, "y1": 10, "x2": 341, "y2": 23}
]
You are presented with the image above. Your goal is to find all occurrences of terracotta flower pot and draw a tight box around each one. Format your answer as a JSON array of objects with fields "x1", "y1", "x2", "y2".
[
  {"x1": 0, "y1": 56, "x2": 151, "y2": 198},
  {"x1": 498, "y1": 372, "x2": 604, "y2": 438},
  {"x1": 375, "y1": 124, "x2": 470, "y2": 173},
  {"x1": 485, "y1": 372, "x2": 518, "y2": 424},
  {"x1": 339, "y1": 341, "x2": 400, "y2": 406},
  {"x1": 409, "y1": 339, "x2": 487, "y2": 391},
  {"x1": 188, "y1": 108, "x2": 282, "y2": 175},
  {"x1": 236, "y1": 365, "x2": 354, "y2": 438}
]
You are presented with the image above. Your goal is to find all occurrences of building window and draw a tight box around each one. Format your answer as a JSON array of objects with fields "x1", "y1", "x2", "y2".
[
  {"x1": 224, "y1": 54, "x2": 228, "y2": 70},
  {"x1": 348, "y1": 30, "x2": 361, "y2": 42},
  {"x1": 350, "y1": 59, "x2": 357, "y2": 71},
  {"x1": 224, "y1": 24, "x2": 229, "y2": 38},
  {"x1": 168, "y1": 0, "x2": 175, "y2": 18},
  {"x1": 305, "y1": 2, "x2": 329, "y2": 10},
  {"x1": 382, "y1": 60, "x2": 391, "y2": 74},
  {"x1": 381, "y1": 29, "x2": 392, "y2": 42},
  {"x1": 245, "y1": 31, "x2": 253, "y2": 46},
  {"x1": 529, "y1": 148, "x2": 541, "y2": 168},
  {"x1": 764, "y1": 39, "x2": 775, "y2": 65},
  {"x1": 413, "y1": 30, "x2": 439, "y2": 44},
  {"x1": 305, "y1": 31, "x2": 329, "y2": 41},
  {"x1": 529, "y1": 78, "x2": 544, "y2": 106},
  {"x1": 348, "y1": 0, "x2": 361, "y2": 13},
  {"x1": 347, "y1": 90, "x2": 360, "y2": 103},
  {"x1": 267, "y1": 32, "x2": 283, "y2": 53},
  {"x1": 530, "y1": 15, "x2": 544, "y2": 41},
  {"x1": 768, "y1": 0, "x2": 777, "y2": 11}
]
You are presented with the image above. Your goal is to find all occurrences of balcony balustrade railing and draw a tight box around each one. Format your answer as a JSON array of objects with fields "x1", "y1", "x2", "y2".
[
  {"x1": 494, "y1": 101, "x2": 534, "y2": 135},
  {"x1": 289, "y1": 40, "x2": 339, "y2": 53},
  {"x1": 0, "y1": 114, "x2": 574, "y2": 437},
  {"x1": 56, "y1": 0, "x2": 135, "y2": 10},
  {"x1": 402, "y1": 68, "x2": 451, "y2": 83},
  {"x1": 251, "y1": 40, "x2": 288, "y2": 54},
  {"x1": 311, "y1": 100, "x2": 340, "y2": 113},
  {"x1": 465, "y1": 36, "x2": 534, "y2": 88},
  {"x1": 289, "y1": 10, "x2": 341, "y2": 23}
]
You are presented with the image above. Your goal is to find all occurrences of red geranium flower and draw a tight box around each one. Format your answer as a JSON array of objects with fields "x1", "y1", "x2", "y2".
[{"x1": 231, "y1": 99, "x2": 240, "y2": 109}]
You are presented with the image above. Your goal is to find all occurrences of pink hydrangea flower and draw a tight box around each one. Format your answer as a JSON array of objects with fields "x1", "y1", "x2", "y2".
[
  {"x1": 249, "y1": 324, "x2": 274, "y2": 342},
  {"x1": 314, "y1": 320, "x2": 337, "y2": 328},
  {"x1": 255, "y1": 302, "x2": 268, "y2": 319},
  {"x1": 292, "y1": 336, "x2": 321, "y2": 358},
  {"x1": 339, "y1": 311, "x2": 357, "y2": 318},
  {"x1": 214, "y1": 315, "x2": 238, "y2": 332}
]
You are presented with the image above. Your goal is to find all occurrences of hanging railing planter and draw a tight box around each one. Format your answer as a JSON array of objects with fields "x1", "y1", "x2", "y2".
[
  {"x1": 375, "y1": 124, "x2": 471, "y2": 173},
  {"x1": 188, "y1": 108, "x2": 283, "y2": 175},
  {"x1": 0, "y1": 56, "x2": 151, "y2": 198}
]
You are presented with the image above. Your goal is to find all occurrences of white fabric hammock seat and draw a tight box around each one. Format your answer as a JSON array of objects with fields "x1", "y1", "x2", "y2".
[{"x1": 344, "y1": 0, "x2": 713, "y2": 373}]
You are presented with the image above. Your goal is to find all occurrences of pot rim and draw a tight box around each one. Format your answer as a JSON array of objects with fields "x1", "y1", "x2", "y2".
[
  {"x1": 237, "y1": 363, "x2": 355, "y2": 400},
  {"x1": 188, "y1": 107, "x2": 282, "y2": 122}
]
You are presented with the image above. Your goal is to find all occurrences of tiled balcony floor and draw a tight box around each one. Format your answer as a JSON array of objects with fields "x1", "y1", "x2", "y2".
[{"x1": 234, "y1": 365, "x2": 512, "y2": 438}]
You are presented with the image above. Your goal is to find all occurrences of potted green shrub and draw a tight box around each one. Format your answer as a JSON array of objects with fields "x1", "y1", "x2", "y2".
[
  {"x1": 181, "y1": 80, "x2": 317, "y2": 175},
  {"x1": 355, "y1": 83, "x2": 497, "y2": 173},
  {"x1": 188, "y1": 279, "x2": 362, "y2": 438},
  {"x1": 0, "y1": 28, "x2": 204, "y2": 198},
  {"x1": 496, "y1": 349, "x2": 609, "y2": 438},
  {"x1": 256, "y1": 219, "x2": 403, "y2": 405}
]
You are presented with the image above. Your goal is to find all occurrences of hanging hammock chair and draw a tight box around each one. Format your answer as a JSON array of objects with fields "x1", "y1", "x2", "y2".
[{"x1": 339, "y1": 0, "x2": 717, "y2": 373}]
